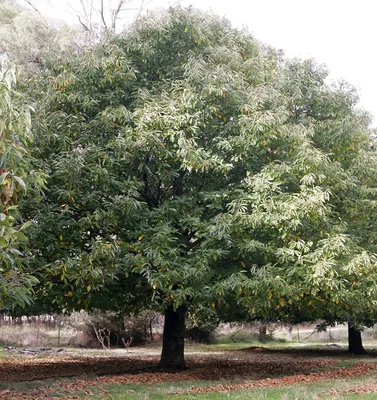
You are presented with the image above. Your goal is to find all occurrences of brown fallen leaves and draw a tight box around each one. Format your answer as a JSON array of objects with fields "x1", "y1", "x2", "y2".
[
  {"x1": 0, "y1": 349, "x2": 374, "y2": 399},
  {"x1": 329, "y1": 374, "x2": 377, "y2": 396},
  {"x1": 0, "y1": 354, "x2": 158, "y2": 382},
  {"x1": 180, "y1": 363, "x2": 377, "y2": 394}
]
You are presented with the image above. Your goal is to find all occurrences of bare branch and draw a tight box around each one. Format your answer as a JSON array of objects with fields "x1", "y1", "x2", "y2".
[
  {"x1": 142, "y1": 0, "x2": 156, "y2": 10},
  {"x1": 79, "y1": 0, "x2": 90, "y2": 21},
  {"x1": 112, "y1": 0, "x2": 129, "y2": 30},
  {"x1": 67, "y1": 2, "x2": 85, "y2": 18},
  {"x1": 66, "y1": 0, "x2": 156, "y2": 32},
  {"x1": 100, "y1": 0, "x2": 108, "y2": 29},
  {"x1": 22, "y1": 0, "x2": 42, "y2": 13},
  {"x1": 89, "y1": 0, "x2": 94, "y2": 26},
  {"x1": 78, "y1": 15, "x2": 90, "y2": 31},
  {"x1": 137, "y1": 0, "x2": 145, "y2": 19},
  {"x1": 73, "y1": 41, "x2": 84, "y2": 51},
  {"x1": 67, "y1": 1, "x2": 92, "y2": 31},
  {"x1": 169, "y1": 0, "x2": 183, "y2": 6}
]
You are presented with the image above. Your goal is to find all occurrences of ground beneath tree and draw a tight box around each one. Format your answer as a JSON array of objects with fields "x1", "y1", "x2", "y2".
[{"x1": 0, "y1": 346, "x2": 376, "y2": 399}]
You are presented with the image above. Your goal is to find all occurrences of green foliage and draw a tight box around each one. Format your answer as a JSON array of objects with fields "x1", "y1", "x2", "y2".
[
  {"x1": 0, "y1": 67, "x2": 46, "y2": 308},
  {"x1": 21, "y1": 7, "x2": 377, "y2": 335}
]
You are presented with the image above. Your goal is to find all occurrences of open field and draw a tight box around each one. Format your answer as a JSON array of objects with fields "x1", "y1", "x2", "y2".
[{"x1": 1, "y1": 344, "x2": 377, "y2": 399}]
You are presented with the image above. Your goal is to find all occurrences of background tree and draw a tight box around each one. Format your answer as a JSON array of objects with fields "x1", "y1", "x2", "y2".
[
  {"x1": 221, "y1": 59, "x2": 377, "y2": 354},
  {"x1": 20, "y1": 0, "x2": 155, "y2": 34},
  {"x1": 280, "y1": 62, "x2": 377, "y2": 354},
  {"x1": 0, "y1": 0, "x2": 80, "y2": 68}
]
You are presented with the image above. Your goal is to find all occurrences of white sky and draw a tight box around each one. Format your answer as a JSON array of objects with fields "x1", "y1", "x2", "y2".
[{"x1": 20, "y1": 0, "x2": 377, "y2": 124}]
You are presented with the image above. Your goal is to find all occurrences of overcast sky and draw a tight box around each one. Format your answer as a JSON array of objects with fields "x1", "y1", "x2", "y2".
[{"x1": 21, "y1": 0, "x2": 377, "y2": 124}]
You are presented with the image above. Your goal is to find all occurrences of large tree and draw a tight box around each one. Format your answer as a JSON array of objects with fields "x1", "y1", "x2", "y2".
[{"x1": 24, "y1": 8, "x2": 377, "y2": 368}]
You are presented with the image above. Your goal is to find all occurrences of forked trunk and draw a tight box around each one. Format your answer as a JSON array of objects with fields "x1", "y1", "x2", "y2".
[
  {"x1": 348, "y1": 322, "x2": 366, "y2": 354},
  {"x1": 159, "y1": 304, "x2": 187, "y2": 370}
]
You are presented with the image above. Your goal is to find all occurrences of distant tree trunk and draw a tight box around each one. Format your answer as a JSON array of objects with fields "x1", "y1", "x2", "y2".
[
  {"x1": 57, "y1": 317, "x2": 61, "y2": 347},
  {"x1": 159, "y1": 305, "x2": 187, "y2": 370},
  {"x1": 259, "y1": 322, "x2": 267, "y2": 337},
  {"x1": 149, "y1": 317, "x2": 154, "y2": 341},
  {"x1": 348, "y1": 323, "x2": 366, "y2": 354},
  {"x1": 287, "y1": 324, "x2": 293, "y2": 341}
]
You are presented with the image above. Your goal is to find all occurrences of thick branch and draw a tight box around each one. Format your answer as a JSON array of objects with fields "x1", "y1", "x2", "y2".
[{"x1": 172, "y1": 170, "x2": 186, "y2": 197}]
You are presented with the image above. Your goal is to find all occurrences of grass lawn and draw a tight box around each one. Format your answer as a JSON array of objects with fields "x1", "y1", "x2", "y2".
[{"x1": 1, "y1": 343, "x2": 377, "y2": 399}]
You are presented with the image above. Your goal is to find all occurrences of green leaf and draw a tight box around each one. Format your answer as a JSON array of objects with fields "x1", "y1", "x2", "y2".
[{"x1": 13, "y1": 175, "x2": 26, "y2": 190}]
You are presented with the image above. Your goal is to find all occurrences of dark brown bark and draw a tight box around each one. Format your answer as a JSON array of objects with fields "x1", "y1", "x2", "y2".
[
  {"x1": 159, "y1": 305, "x2": 187, "y2": 370},
  {"x1": 348, "y1": 323, "x2": 366, "y2": 354},
  {"x1": 259, "y1": 323, "x2": 267, "y2": 336}
]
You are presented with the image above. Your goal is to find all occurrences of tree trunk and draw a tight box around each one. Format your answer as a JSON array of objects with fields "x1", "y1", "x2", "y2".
[
  {"x1": 259, "y1": 322, "x2": 267, "y2": 337},
  {"x1": 159, "y1": 304, "x2": 187, "y2": 370},
  {"x1": 348, "y1": 323, "x2": 366, "y2": 354},
  {"x1": 287, "y1": 324, "x2": 293, "y2": 341}
]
